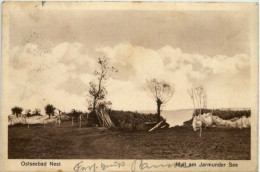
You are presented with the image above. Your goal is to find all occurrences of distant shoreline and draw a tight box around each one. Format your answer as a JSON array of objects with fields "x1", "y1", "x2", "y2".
[{"x1": 137, "y1": 107, "x2": 251, "y2": 114}]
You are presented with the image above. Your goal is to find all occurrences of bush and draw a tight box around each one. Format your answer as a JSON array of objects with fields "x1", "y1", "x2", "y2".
[
  {"x1": 107, "y1": 110, "x2": 164, "y2": 131},
  {"x1": 193, "y1": 109, "x2": 250, "y2": 119},
  {"x1": 183, "y1": 109, "x2": 251, "y2": 126}
]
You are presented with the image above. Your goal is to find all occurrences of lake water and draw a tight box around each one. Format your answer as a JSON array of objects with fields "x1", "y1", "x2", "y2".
[{"x1": 138, "y1": 109, "x2": 194, "y2": 127}]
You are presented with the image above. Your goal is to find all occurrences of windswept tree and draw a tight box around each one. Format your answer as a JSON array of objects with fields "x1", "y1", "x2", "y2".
[
  {"x1": 188, "y1": 84, "x2": 207, "y2": 116},
  {"x1": 44, "y1": 104, "x2": 56, "y2": 119},
  {"x1": 146, "y1": 79, "x2": 175, "y2": 122},
  {"x1": 87, "y1": 57, "x2": 117, "y2": 112},
  {"x1": 11, "y1": 106, "x2": 23, "y2": 117}
]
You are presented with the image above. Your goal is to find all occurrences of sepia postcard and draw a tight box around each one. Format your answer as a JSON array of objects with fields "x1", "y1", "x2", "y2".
[{"x1": 0, "y1": 1, "x2": 258, "y2": 172}]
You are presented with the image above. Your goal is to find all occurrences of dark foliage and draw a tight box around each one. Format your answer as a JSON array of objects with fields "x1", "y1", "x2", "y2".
[
  {"x1": 86, "y1": 111, "x2": 100, "y2": 127},
  {"x1": 183, "y1": 109, "x2": 251, "y2": 126},
  {"x1": 107, "y1": 110, "x2": 165, "y2": 131},
  {"x1": 193, "y1": 109, "x2": 251, "y2": 119},
  {"x1": 11, "y1": 106, "x2": 23, "y2": 117},
  {"x1": 25, "y1": 109, "x2": 32, "y2": 118},
  {"x1": 67, "y1": 109, "x2": 83, "y2": 121},
  {"x1": 32, "y1": 109, "x2": 42, "y2": 116},
  {"x1": 44, "y1": 104, "x2": 56, "y2": 119}
]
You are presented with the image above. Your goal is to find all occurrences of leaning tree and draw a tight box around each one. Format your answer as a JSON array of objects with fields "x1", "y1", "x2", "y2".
[
  {"x1": 44, "y1": 104, "x2": 56, "y2": 119},
  {"x1": 11, "y1": 106, "x2": 23, "y2": 117},
  {"x1": 87, "y1": 57, "x2": 117, "y2": 113},
  {"x1": 146, "y1": 79, "x2": 175, "y2": 122}
]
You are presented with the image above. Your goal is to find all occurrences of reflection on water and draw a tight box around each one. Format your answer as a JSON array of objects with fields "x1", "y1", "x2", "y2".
[{"x1": 161, "y1": 109, "x2": 194, "y2": 127}]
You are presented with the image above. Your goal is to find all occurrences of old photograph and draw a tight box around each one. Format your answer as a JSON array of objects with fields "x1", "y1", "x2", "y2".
[{"x1": 1, "y1": 1, "x2": 258, "y2": 172}]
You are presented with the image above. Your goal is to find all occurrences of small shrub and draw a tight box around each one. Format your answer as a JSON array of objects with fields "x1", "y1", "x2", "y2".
[{"x1": 108, "y1": 110, "x2": 164, "y2": 131}]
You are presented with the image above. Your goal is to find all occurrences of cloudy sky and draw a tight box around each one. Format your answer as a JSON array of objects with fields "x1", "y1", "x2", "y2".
[{"x1": 5, "y1": 2, "x2": 256, "y2": 113}]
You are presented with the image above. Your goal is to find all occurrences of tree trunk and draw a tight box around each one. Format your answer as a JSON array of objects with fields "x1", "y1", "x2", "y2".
[
  {"x1": 79, "y1": 115, "x2": 82, "y2": 128},
  {"x1": 93, "y1": 101, "x2": 96, "y2": 113},
  {"x1": 157, "y1": 101, "x2": 162, "y2": 122}
]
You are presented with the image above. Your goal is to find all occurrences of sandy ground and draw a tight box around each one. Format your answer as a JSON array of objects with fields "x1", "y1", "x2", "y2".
[{"x1": 8, "y1": 122, "x2": 250, "y2": 159}]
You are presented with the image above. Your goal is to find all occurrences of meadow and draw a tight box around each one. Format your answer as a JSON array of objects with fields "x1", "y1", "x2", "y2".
[{"x1": 8, "y1": 122, "x2": 250, "y2": 160}]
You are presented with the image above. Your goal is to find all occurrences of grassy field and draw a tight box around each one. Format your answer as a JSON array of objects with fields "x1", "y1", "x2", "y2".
[{"x1": 8, "y1": 121, "x2": 250, "y2": 160}]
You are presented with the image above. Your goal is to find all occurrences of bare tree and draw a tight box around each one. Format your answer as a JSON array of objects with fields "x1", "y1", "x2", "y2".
[
  {"x1": 146, "y1": 79, "x2": 174, "y2": 122},
  {"x1": 87, "y1": 57, "x2": 117, "y2": 113},
  {"x1": 188, "y1": 84, "x2": 207, "y2": 138},
  {"x1": 188, "y1": 84, "x2": 207, "y2": 115}
]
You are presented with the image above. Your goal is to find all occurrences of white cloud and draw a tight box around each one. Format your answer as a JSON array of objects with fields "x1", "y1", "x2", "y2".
[
  {"x1": 5, "y1": 42, "x2": 251, "y2": 115},
  {"x1": 7, "y1": 42, "x2": 95, "y2": 114},
  {"x1": 98, "y1": 42, "x2": 251, "y2": 110}
]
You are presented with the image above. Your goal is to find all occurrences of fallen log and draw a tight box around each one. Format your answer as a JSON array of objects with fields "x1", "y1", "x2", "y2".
[
  {"x1": 149, "y1": 121, "x2": 164, "y2": 132},
  {"x1": 160, "y1": 125, "x2": 166, "y2": 129}
]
